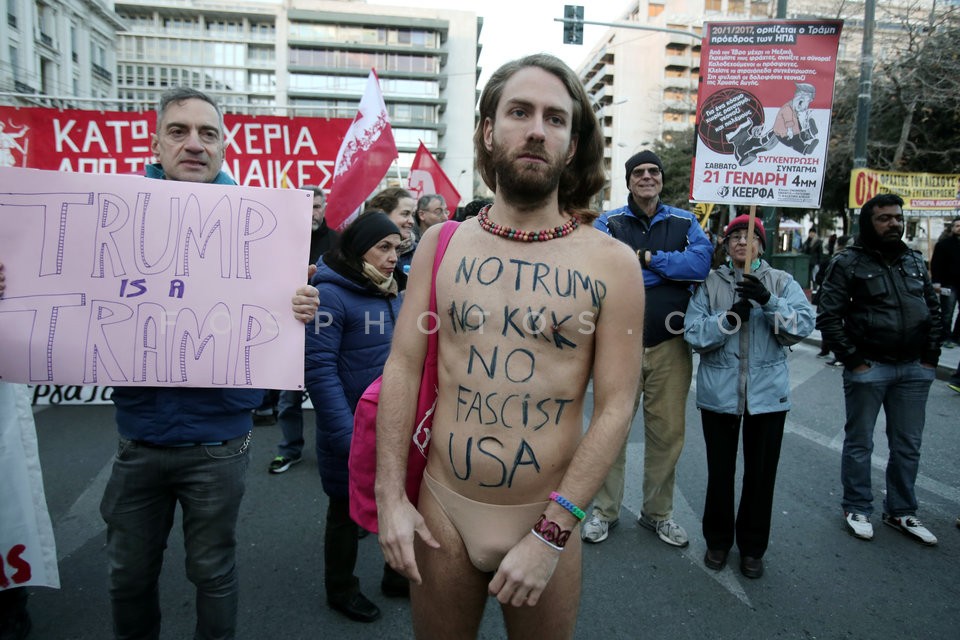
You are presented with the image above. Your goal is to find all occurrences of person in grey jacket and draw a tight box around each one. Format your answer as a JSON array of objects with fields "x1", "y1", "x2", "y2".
[{"x1": 684, "y1": 215, "x2": 814, "y2": 579}]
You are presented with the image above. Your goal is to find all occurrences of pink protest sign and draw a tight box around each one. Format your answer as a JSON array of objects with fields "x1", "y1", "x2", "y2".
[{"x1": 0, "y1": 167, "x2": 312, "y2": 389}]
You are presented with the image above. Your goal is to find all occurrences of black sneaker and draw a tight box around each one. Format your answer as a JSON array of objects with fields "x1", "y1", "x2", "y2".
[{"x1": 268, "y1": 455, "x2": 301, "y2": 474}]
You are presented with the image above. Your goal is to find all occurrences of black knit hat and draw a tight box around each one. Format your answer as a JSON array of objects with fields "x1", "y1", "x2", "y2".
[
  {"x1": 344, "y1": 211, "x2": 401, "y2": 258},
  {"x1": 625, "y1": 150, "x2": 664, "y2": 186}
]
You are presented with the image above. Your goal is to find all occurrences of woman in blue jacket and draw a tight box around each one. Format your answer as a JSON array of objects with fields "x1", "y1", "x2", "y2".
[
  {"x1": 684, "y1": 215, "x2": 814, "y2": 579},
  {"x1": 304, "y1": 211, "x2": 406, "y2": 623}
]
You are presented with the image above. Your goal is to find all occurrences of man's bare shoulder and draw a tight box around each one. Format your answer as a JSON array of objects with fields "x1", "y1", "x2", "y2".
[{"x1": 576, "y1": 225, "x2": 641, "y2": 265}]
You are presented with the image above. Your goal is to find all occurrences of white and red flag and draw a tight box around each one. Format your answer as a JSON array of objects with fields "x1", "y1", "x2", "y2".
[
  {"x1": 326, "y1": 69, "x2": 398, "y2": 230},
  {"x1": 406, "y1": 141, "x2": 461, "y2": 213}
]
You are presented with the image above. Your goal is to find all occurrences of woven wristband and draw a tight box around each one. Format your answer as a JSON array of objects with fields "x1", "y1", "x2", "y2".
[
  {"x1": 531, "y1": 514, "x2": 571, "y2": 551},
  {"x1": 549, "y1": 491, "x2": 586, "y2": 521}
]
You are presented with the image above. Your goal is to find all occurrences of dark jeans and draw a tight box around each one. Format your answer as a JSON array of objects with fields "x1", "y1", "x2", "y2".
[
  {"x1": 276, "y1": 390, "x2": 305, "y2": 459},
  {"x1": 840, "y1": 361, "x2": 934, "y2": 517},
  {"x1": 324, "y1": 497, "x2": 404, "y2": 601},
  {"x1": 324, "y1": 497, "x2": 361, "y2": 599},
  {"x1": 701, "y1": 410, "x2": 786, "y2": 558},
  {"x1": 100, "y1": 433, "x2": 251, "y2": 640}
]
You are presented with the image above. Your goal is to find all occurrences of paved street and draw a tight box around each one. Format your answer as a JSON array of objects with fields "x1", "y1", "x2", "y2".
[{"x1": 26, "y1": 339, "x2": 960, "y2": 639}]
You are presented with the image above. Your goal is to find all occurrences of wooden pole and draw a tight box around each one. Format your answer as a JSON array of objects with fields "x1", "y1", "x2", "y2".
[{"x1": 744, "y1": 205, "x2": 758, "y2": 275}]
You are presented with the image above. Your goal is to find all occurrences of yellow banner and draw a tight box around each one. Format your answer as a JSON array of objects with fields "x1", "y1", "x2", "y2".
[{"x1": 849, "y1": 168, "x2": 960, "y2": 211}]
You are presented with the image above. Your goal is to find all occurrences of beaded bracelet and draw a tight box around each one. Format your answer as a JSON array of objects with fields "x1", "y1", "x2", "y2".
[
  {"x1": 531, "y1": 514, "x2": 571, "y2": 551},
  {"x1": 549, "y1": 491, "x2": 586, "y2": 521}
]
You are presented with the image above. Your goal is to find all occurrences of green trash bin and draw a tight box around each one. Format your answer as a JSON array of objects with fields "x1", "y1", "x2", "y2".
[{"x1": 769, "y1": 253, "x2": 811, "y2": 289}]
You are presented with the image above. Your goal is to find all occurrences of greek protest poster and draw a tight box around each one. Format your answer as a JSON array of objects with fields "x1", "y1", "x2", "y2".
[
  {"x1": 691, "y1": 20, "x2": 843, "y2": 207},
  {"x1": 0, "y1": 167, "x2": 313, "y2": 390},
  {"x1": 849, "y1": 168, "x2": 960, "y2": 212},
  {"x1": 0, "y1": 106, "x2": 350, "y2": 188}
]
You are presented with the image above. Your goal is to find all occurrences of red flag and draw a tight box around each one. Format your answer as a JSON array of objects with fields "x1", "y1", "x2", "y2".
[
  {"x1": 326, "y1": 69, "x2": 398, "y2": 230},
  {"x1": 407, "y1": 141, "x2": 462, "y2": 213}
]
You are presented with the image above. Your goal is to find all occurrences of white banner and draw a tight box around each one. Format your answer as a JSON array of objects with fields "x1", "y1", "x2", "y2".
[{"x1": 0, "y1": 383, "x2": 60, "y2": 591}]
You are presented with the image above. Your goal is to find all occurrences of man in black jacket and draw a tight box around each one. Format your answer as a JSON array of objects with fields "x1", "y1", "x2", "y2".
[
  {"x1": 930, "y1": 217, "x2": 960, "y2": 348},
  {"x1": 817, "y1": 193, "x2": 941, "y2": 546}
]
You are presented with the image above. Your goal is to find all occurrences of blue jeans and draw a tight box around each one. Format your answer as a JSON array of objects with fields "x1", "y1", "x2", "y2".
[
  {"x1": 276, "y1": 390, "x2": 305, "y2": 459},
  {"x1": 840, "y1": 361, "x2": 935, "y2": 518},
  {"x1": 100, "y1": 433, "x2": 251, "y2": 640}
]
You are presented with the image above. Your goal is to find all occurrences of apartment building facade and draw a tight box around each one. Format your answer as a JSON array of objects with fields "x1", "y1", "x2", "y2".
[
  {"x1": 1, "y1": 0, "x2": 125, "y2": 103},
  {"x1": 2, "y1": 0, "x2": 481, "y2": 191}
]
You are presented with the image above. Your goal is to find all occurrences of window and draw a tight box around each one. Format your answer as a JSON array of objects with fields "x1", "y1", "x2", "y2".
[
  {"x1": 705, "y1": 0, "x2": 722, "y2": 11},
  {"x1": 751, "y1": 1, "x2": 771, "y2": 17},
  {"x1": 9, "y1": 45, "x2": 19, "y2": 80},
  {"x1": 728, "y1": 0, "x2": 745, "y2": 14}
]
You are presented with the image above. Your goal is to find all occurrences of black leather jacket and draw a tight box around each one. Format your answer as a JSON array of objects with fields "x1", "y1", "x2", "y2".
[{"x1": 816, "y1": 243, "x2": 941, "y2": 369}]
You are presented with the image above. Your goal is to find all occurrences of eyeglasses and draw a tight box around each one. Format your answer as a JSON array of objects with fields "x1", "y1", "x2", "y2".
[
  {"x1": 727, "y1": 232, "x2": 757, "y2": 244},
  {"x1": 631, "y1": 166, "x2": 661, "y2": 177}
]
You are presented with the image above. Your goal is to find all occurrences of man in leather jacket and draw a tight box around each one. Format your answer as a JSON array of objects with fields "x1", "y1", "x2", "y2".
[{"x1": 817, "y1": 193, "x2": 941, "y2": 546}]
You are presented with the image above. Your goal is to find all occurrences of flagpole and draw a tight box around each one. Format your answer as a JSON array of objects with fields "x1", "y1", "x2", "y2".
[{"x1": 394, "y1": 157, "x2": 402, "y2": 184}]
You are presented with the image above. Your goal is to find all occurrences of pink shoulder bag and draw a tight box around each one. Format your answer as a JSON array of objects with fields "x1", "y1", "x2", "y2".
[{"x1": 348, "y1": 220, "x2": 459, "y2": 532}]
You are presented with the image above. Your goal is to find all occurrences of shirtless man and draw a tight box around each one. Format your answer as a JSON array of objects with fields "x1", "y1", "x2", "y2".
[{"x1": 375, "y1": 54, "x2": 645, "y2": 639}]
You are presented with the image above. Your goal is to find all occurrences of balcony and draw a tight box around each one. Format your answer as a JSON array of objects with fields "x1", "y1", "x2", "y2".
[
  {"x1": 92, "y1": 63, "x2": 113, "y2": 81},
  {"x1": 40, "y1": 32, "x2": 53, "y2": 46},
  {"x1": 15, "y1": 81, "x2": 37, "y2": 93}
]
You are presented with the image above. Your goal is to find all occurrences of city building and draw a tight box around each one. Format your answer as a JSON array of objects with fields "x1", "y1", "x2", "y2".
[{"x1": 1, "y1": 0, "x2": 125, "y2": 105}]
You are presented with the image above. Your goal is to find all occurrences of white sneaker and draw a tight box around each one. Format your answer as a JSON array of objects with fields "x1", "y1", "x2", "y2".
[
  {"x1": 638, "y1": 513, "x2": 689, "y2": 548},
  {"x1": 844, "y1": 512, "x2": 873, "y2": 540},
  {"x1": 581, "y1": 514, "x2": 617, "y2": 543},
  {"x1": 883, "y1": 514, "x2": 938, "y2": 546}
]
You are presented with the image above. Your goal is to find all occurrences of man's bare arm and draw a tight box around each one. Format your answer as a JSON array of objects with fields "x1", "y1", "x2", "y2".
[
  {"x1": 376, "y1": 226, "x2": 442, "y2": 583},
  {"x1": 490, "y1": 239, "x2": 644, "y2": 606}
]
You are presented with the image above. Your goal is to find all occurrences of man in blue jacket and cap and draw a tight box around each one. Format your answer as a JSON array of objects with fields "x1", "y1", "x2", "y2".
[
  {"x1": 100, "y1": 87, "x2": 319, "y2": 640},
  {"x1": 586, "y1": 150, "x2": 713, "y2": 547}
]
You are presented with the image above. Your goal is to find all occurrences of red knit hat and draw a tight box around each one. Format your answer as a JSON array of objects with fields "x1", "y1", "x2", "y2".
[{"x1": 723, "y1": 214, "x2": 766, "y2": 249}]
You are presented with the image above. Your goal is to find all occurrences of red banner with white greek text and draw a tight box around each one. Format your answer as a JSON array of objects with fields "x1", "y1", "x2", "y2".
[{"x1": 0, "y1": 106, "x2": 351, "y2": 189}]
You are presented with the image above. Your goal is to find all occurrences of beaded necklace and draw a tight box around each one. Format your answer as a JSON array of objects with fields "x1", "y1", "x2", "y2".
[{"x1": 476, "y1": 205, "x2": 579, "y2": 242}]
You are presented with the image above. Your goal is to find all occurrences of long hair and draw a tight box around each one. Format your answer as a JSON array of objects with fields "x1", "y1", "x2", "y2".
[{"x1": 473, "y1": 54, "x2": 605, "y2": 223}]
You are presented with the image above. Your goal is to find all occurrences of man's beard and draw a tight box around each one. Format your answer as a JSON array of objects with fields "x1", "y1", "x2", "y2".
[
  {"x1": 490, "y1": 138, "x2": 566, "y2": 206},
  {"x1": 312, "y1": 219, "x2": 321, "y2": 232}
]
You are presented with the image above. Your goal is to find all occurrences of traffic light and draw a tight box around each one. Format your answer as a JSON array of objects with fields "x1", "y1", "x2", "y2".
[{"x1": 563, "y1": 5, "x2": 584, "y2": 45}]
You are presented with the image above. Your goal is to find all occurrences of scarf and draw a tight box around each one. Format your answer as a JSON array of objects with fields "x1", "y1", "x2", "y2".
[{"x1": 361, "y1": 261, "x2": 398, "y2": 296}]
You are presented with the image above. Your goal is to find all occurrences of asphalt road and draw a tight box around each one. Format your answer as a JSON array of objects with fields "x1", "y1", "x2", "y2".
[{"x1": 26, "y1": 340, "x2": 960, "y2": 639}]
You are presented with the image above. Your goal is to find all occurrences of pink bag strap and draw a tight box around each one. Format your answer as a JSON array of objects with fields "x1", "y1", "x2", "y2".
[{"x1": 426, "y1": 220, "x2": 459, "y2": 351}]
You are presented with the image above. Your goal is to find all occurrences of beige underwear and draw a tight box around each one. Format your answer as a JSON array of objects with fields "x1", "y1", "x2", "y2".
[{"x1": 423, "y1": 470, "x2": 548, "y2": 573}]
